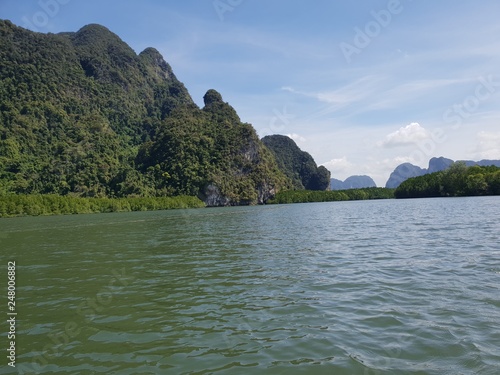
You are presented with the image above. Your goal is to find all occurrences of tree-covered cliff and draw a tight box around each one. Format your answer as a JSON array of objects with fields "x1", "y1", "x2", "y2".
[
  {"x1": 0, "y1": 20, "x2": 289, "y2": 205},
  {"x1": 261, "y1": 135, "x2": 330, "y2": 191},
  {"x1": 135, "y1": 90, "x2": 288, "y2": 205}
]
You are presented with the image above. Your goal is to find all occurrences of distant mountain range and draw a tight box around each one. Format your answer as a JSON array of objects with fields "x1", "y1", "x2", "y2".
[
  {"x1": 385, "y1": 157, "x2": 500, "y2": 188},
  {"x1": 330, "y1": 175, "x2": 376, "y2": 190}
]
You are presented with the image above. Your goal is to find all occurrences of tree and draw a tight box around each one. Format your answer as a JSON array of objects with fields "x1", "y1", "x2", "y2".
[
  {"x1": 466, "y1": 173, "x2": 488, "y2": 195},
  {"x1": 395, "y1": 164, "x2": 500, "y2": 198}
]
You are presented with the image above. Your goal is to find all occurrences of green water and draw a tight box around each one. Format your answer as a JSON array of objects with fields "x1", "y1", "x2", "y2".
[{"x1": 1, "y1": 197, "x2": 499, "y2": 374}]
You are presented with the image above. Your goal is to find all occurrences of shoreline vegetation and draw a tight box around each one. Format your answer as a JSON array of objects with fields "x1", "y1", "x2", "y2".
[
  {"x1": 0, "y1": 195, "x2": 205, "y2": 218},
  {"x1": 2, "y1": 163, "x2": 498, "y2": 218},
  {"x1": 2, "y1": 169, "x2": 499, "y2": 217},
  {"x1": 268, "y1": 188, "x2": 395, "y2": 204},
  {"x1": 0, "y1": 188, "x2": 395, "y2": 218}
]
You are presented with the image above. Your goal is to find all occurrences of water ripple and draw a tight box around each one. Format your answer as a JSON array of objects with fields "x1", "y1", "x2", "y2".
[{"x1": 1, "y1": 197, "x2": 499, "y2": 374}]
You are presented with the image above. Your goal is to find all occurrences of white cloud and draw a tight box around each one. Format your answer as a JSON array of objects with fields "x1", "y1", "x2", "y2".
[
  {"x1": 281, "y1": 75, "x2": 385, "y2": 117},
  {"x1": 378, "y1": 123, "x2": 431, "y2": 148},
  {"x1": 473, "y1": 131, "x2": 500, "y2": 159},
  {"x1": 321, "y1": 157, "x2": 353, "y2": 173},
  {"x1": 286, "y1": 133, "x2": 307, "y2": 143}
]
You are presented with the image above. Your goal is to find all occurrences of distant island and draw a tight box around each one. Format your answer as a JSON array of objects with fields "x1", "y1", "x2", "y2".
[
  {"x1": 394, "y1": 162, "x2": 500, "y2": 198},
  {"x1": 329, "y1": 157, "x2": 500, "y2": 191},
  {"x1": 386, "y1": 157, "x2": 500, "y2": 188},
  {"x1": 330, "y1": 176, "x2": 376, "y2": 190},
  {"x1": 270, "y1": 162, "x2": 500, "y2": 204}
]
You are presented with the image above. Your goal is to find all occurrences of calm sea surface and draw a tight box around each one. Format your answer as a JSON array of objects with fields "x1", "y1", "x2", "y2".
[{"x1": 1, "y1": 197, "x2": 499, "y2": 374}]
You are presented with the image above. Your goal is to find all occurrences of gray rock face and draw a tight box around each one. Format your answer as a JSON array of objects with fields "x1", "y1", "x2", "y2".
[
  {"x1": 343, "y1": 175, "x2": 377, "y2": 189},
  {"x1": 330, "y1": 178, "x2": 345, "y2": 190},
  {"x1": 331, "y1": 175, "x2": 377, "y2": 190},
  {"x1": 201, "y1": 181, "x2": 275, "y2": 207},
  {"x1": 385, "y1": 163, "x2": 426, "y2": 188},
  {"x1": 428, "y1": 157, "x2": 454, "y2": 174},
  {"x1": 257, "y1": 182, "x2": 276, "y2": 205},
  {"x1": 201, "y1": 184, "x2": 231, "y2": 207}
]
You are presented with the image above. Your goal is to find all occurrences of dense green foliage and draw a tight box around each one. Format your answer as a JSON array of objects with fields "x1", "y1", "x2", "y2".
[
  {"x1": 136, "y1": 94, "x2": 288, "y2": 204},
  {"x1": 262, "y1": 135, "x2": 330, "y2": 190},
  {"x1": 268, "y1": 188, "x2": 395, "y2": 204},
  {"x1": 0, "y1": 21, "x2": 191, "y2": 197},
  {"x1": 0, "y1": 194, "x2": 204, "y2": 217},
  {"x1": 0, "y1": 20, "x2": 290, "y2": 205},
  {"x1": 395, "y1": 163, "x2": 500, "y2": 198}
]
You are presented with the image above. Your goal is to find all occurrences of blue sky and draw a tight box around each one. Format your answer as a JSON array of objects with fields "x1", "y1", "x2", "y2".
[{"x1": 2, "y1": 0, "x2": 500, "y2": 185}]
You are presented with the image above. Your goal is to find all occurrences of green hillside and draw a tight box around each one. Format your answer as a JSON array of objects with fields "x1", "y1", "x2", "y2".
[
  {"x1": 0, "y1": 20, "x2": 292, "y2": 206},
  {"x1": 262, "y1": 134, "x2": 330, "y2": 191}
]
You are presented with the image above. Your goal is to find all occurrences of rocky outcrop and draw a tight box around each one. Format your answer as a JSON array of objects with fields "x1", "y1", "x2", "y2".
[
  {"x1": 427, "y1": 157, "x2": 454, "y2": 173},
  {"x1": 203, "y1": 89, "x2": 224, "y2": 106},
  {"x1": 200, "y1": 184, "x2": 231, "y2": 207},
  {"x1": 257, "y1": 182, "x2": 276, "y2": 204},
  {"x1": 385, "y1": 163, "x2": 426, "y2": 188}
]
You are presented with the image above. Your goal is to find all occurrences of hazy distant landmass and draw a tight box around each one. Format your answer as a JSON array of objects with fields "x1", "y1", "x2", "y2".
[
  {"x1": 330, "y1": 175, "x2": 377, "y2": 190},
  {"x1": 386, "y1": 157, "x2": 500, "y2": 188}
]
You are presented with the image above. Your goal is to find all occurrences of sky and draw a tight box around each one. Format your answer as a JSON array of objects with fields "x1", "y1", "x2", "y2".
[{"x1": 1, "y1": 0, "x2": 500, "y2": 186}]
